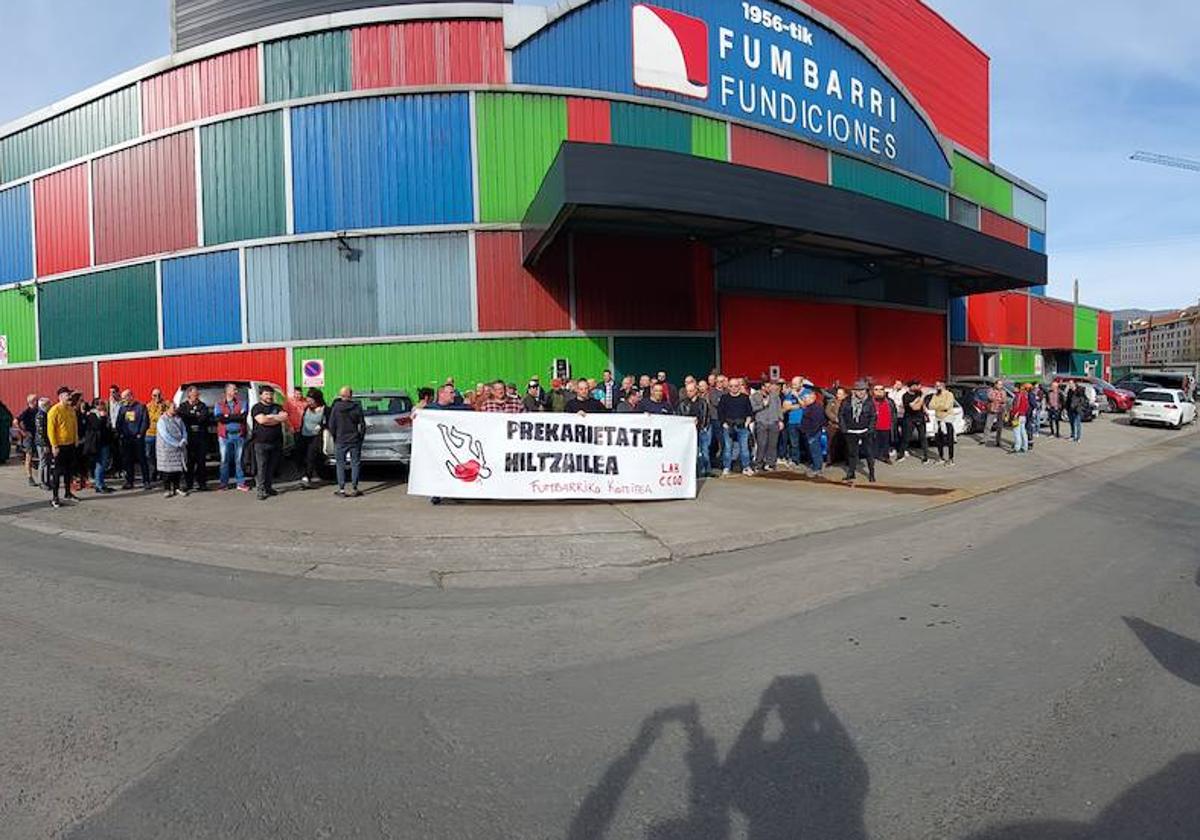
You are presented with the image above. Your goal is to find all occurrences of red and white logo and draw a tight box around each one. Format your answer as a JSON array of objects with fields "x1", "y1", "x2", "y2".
[{"x1": 632, "y1": 4, "x2": 709, "y2": 100}]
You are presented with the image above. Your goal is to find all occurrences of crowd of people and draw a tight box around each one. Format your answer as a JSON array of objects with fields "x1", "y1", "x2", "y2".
[{"x1": 1, "y1": 367, "x2": 1096, "y2": 509}]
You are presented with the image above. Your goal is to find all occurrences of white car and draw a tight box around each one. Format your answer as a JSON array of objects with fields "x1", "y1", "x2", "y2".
[{"x1": 1128, "y1": 388, "x2": 1197, "y2": 429}]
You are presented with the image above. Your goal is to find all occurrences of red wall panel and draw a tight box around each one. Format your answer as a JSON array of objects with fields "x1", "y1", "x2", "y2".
[
  {"x1": 804, "y1": 0, "x2": 990, "y2": 158},
  {"x1": 92, "y1": 132, "x2": 197, "y2": 265},
  {"x1": 141, "y1": 47, "x2": 260, "y2": 133},
  {"x1": 857, "y1": 306, "x2": 946, "y2": 384},
  {"x1": 573, "y1": 235, "x2": 714, "y2": 331},
  {"x1": 966, "y1": 291, "x2": 1028, "y2": 346},
  {"x1": 1097, "y1": 311, "x2": 1113, "y2": 353},
  {"x1": 0, "y1": 362, "x2": 94, "y2": 409},
  {"x1": 1030, "y1": 296, "x2": 1074, "y2": 349},
  {"x1": 351, "y1": 20, "x2": 505, "y2": 88},
  {"x1": 98, "y1": 349, "x2": 288, "y2": 403},
  {"x1": 729, "y1": 125, "x2": 829, "y2": 183},
  {"x1": 475, "y1": 232, "x2": 569, "y2": 331},
  {"x1": 567, "y1": 98, "x2": 611, "y2": 144},
  {"x1": 980, "y1": 209, "x2": 1028, "y2": 248},
  {"x1": 721, "y1": 295, "x2": 857, "y2": 385},
  {"x1": 34, "y1": 165, "x2": 90, "y2": 276},
  {"x1": 951, "y1": 343, "x2": 980, "y2": 377}
]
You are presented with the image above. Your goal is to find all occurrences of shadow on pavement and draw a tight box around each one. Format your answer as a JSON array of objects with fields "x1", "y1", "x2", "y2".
[{"x1": 1123, "y1": 617, "x2": 1200, "y2": 688}]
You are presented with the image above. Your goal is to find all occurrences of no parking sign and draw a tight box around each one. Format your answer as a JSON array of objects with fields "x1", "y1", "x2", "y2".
[{"x1": 302, "y1": 359, "x2": 325, "y2": 388}]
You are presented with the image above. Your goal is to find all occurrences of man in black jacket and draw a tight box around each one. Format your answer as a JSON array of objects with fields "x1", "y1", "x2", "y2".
[
  {"x1": 840, "y1": 381, "x2": 877, "y2": 484},
  {"x1": 326, "y1": 386, "x2": 366, "y2": 497},
  {"x1": 177, "y1": 386, "x2": 212, "y2": 492}
]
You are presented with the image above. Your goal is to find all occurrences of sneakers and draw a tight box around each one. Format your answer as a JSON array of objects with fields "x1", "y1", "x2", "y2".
[
  {"x1": 946, "y1": 459, "x2": 956, "y2": 467},
  {"x1": 351, "y1": 489, "x2": 362, "y2": 498},
  {"x1": 50, "y1": 499, "x2": 61, "y2": 509},
  {"x1": 334, "y1": 489, "x2": 346, "y2": 497},
  {"x1": 721, "y1": 469, "x2": 731, "y2": 477},
  {"x1": 164, "y1": 491, "x2": 174, "y2": 499},
  {"x1": 299, "y1": 477, "x2": 310, "y2": 491},
  {"x1": 236, "y1": 484, "x2": 250, "y2": 492},
  {"x1": 742, "y1": 468, "x2": 755, "y2": 476}
]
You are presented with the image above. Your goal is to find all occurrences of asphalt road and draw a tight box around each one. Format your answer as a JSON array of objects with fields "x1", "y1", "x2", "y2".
[{"x1": 2, "y1": 433, "x2": 1199, "y2": 839}]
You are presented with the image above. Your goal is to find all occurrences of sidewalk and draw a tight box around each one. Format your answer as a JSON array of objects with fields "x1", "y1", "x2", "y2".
[{"x1": 0, "y1": 416, "x2": 1192, "y2": 588}]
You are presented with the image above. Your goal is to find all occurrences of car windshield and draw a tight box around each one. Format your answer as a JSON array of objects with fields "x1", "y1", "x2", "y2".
[
  {"x1": 358, "y1": 395, "x2": 413, "y2": 416},
  {"x1": 186, "y1": 385, "x2": 248, "y2": 407},
  {"x1": 1138, "y1": 392, "x2": 1177, "y2": 403}
]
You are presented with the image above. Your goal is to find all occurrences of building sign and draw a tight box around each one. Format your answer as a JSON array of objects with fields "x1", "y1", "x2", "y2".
[
  {"x1": 513, "y1": 0, "x2": 951, "y2": 186},
  {"x1": 301, "y1": 359, "x2": 325, "y2": 387},
  {"x1": 0, "y1": 335, "x2": 7, "y2": 366},
  {"x1": 408, "y1": 411, "x2": 697, "y2": 501}
]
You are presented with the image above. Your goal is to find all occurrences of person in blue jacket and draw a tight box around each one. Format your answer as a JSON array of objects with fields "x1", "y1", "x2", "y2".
[{"x1": 114, "y1": 389, "x2": 151, "y2": 489}]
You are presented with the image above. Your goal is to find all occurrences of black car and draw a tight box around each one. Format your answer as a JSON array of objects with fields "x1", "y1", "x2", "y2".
[{"x1": 946, "y1": 383, "x2": 990, "y2": 433}]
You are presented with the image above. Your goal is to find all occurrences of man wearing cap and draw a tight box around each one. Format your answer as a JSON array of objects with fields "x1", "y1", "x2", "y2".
[
  {"x1": 46, "y1": 386, "x2": 81, "y2": 508},
  {"x1": 839, "y1": 380, "x2": 877, "y2": 484},
  {"x1": 522, "y1": 380, "x2": 546, "y2": 412},
  {"x1": 899, "y1": 379, "x2": 931, "y2": 464}
]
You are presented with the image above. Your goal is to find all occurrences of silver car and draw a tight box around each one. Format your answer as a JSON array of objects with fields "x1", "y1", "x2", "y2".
[{"x1": 323, "y1": 391, "x2": 413, "y2": 466}]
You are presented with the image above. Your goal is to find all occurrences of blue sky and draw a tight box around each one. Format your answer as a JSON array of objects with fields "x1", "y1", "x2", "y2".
[{"x1": 2, "y1": 0, "x2": 1196, "y2": 310}]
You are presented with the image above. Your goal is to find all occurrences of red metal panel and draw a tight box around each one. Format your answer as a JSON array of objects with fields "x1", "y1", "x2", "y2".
[
  {"x1": 1030, "y1": 296, "x2": 1074, "y2": 349},
  {"x1": 803, "y1": 0, "x2": 990, "y2": 158},
  {"x1": 0, "y1": 362, "x2": 94, "y2": 409},
  {"x1": 98, "y1": 348, "x2": 287, "y2": 403},
  {"x1": 350, "y1": 20, "x2": 505, "y2": 89},
  {"x1": 567, "y1": 98, "x2": 611, "y2": 144},
  {"x1": 858, "y1": 307, "x2": 946, "y2": 383},
  {"x1": 574, "y1": 234, "x2": 714, "y2": 331},
  {"x1": 33, "y1": 164, "x2": 90, "y2": 276},
  {"x1": 980, "y1": 209, "x2": 1028, "y2": 248},
  {"x1": 1097, "y1": 311, "x2": 1113, "y2": 353},
  {"x1": 141, "y1": 47, "x2": 260, "y2": 133},
  {"x1": 729, "y1": 125, "x2": 829, "y2": 183},
  {"x1": 92, "y1": 132, "x2": 197, "y2": 265},
  {"x1": 966, "y1": 291, "x2": 1028, "y2": 346},
  {"x1": 720, "y1": 294, "x2": 859, "y2": 385},
  {"x1": 951, "y1": 343, "x2": 980, "y2": 377},
  {"x1": 475, "y1": 231, "x2": 569, "y2": 331}
]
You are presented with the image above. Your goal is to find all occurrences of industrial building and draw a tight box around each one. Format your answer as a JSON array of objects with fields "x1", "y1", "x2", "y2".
[{"x1": 0, "y1": 0, "x2": 1107, "y2": 404}]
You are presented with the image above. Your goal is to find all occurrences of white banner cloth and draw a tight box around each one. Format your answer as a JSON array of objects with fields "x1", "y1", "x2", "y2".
[{"x1": 408, "y1": 409, "x2": 697, "y2": 501}]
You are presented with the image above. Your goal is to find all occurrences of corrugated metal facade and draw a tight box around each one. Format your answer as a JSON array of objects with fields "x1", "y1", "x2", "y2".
[
  {"x1": 952, "y1": 153, "x2": 1013, "y2": 217},
  {"x1": 612, "y1": 337, "x2": 715, "y2": 383},
  {"x1": 33, "y1": 165, "x2": 90, "y2": 277},
  {"x1": 475, "y1": 232, "x2": 569, "y2": 331},
  {"x1": 566, "y1": 98, "x2": 611, "y2": 144},
  {"x1": 1074, "y1": 307, "x2": 1099, "y2": 352},
  {"x1": 141, "y1": 47, "x2": 261, "y2": 133},
  {"x1": 574, "y1": 235, "x2": 714, "y2": 331},
  {"x1": 476, "y1": 93, "x2": 567, "y2": 223},
  {"x1": 291, "y1": 336, "x2": 610, "y2": 394},
  {"x1": 857, "y1": 306, "x2": 947, "y2": 384},
  {"x1": 99, "y1": 348, "x2": 288, "y2": 401},
  {"x1": 1097, "y1": 311, "x2": 1113, "y2": 353},
  {"x1": 966, "y1": 291, "x2": 1028, "y2": 346},
  {"x1": 610, "y1": 103, "x2": 690, "y2": 155},
  {"x1": 291, "y1": 94, "x2": 472, "y2": 233},
  {"x1": 950, "y1": 343, "x2": 979, "y2": 378},
  {"x1": 246, "y1": 233, "x2": 471, "y2": 342},
  {"x1": 980, "y1": 209, "x2": 1028, "y2": 248},
  {"x1": 350, "y1": 20, "x2": 505, "y2": 88},
  {"x1": 201, "y1": 112, "x2": 286, "y2": 245},
  {"x1": 0, "y1": 286, "x2": 37, "y2": 363},
  {"x1": 1030, "y1": 296, "x2": 1075, "y2": 349},
  {"x1": 0, "y1": 362, "x2": 94, "y2": 408},
  {"x1": 831, "y1": 155, "x2": 946, "y2": 218},
  {"x1": 172, "y1": 0, "x2": 427, "y2": 52},
  {"x1": 0, "y1": 86, "x2": 140, "y2": 184},
  {"x1": 1028, "y1": 229, "x2": 1046, "y2": 254},
  {"x1": 728, "y1": 126, "x2": 829, "y2": 183},
  {"x1": 950, "y1": 297, "x2": 967, "y2": 342},
  {"x1": 949, "y1": 195, "x2": 980, "y2": 230},
  {"x1": 161, "y1": 250, "x2": 242, "y2": 349},
  {"x1": 803, "y1": 0, "x2": 991, "y2": 158},
  {"x1": 690, "y1": 116, "x2": 727, "y2": 162},
  {"x1": 1012, "y1": 185, "x2": 1047, "y2": 231},
  {"x1": 38, "y1": 263, "x2": 158, "y2": 360},
  {"x1": 999, "y1": 348, "x2": 1037, "y2": 379},
  {"x1": 264, "y1": 30, "x2": 351, "y2": 103},
  {"x1": 0, "y1": 183, "x2": 32, "y2": 284},
  {"x1": 92, "y1": 132, "x2": 198, "y2": 264}
]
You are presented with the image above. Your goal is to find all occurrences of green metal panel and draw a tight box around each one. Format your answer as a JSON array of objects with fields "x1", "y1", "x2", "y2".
[
  {"x1": 264, "y1": 30, "x2": 351, "y2": 103},
  {"x1": 1074, "y1": 306, "x2": 1099, "y2": 351},
  {"x1": 831, "y1": 155, "x2": 946, "y2": 218},
  {"x1": 1070, "y1": 352, "x2": 1103, "y2": 376},
  {"x1": 38, "y1": 264, "x2": 158, "y2": 360},
  {"x1": 610, "y1": 102, "x2": 690, "y2": 154},
  {"x1": 690, "y1": 116, "x2": 727, "y2": 162},
  {"x1": 0, "y1": 86, "x2": 140, "y2": 184},
  {"x1": 292, "y1": 336, "x2": 610, "y2": 394},
  {"x1": 998, "y1": 347, "x2": 1037, "y2": 379},
  {"x1": 613, "y1": 336, "x2": 716, "y2": 384},
  {"x1": 476, "y1": 93, "x2": 568, "y2": 223},
  {"x1": 0, "y1": 286, "x2": 37, "y2": 363},
  {"x1": 952, "y1": 152, "x2": 1014, "y2": 217},
  {"x1": 201, "y1": 112, "x2": 286, "y2": 245}
]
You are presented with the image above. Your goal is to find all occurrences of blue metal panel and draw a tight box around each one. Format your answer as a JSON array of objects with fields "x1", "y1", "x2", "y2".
[
  {"x1": 950, "y1": 297, "x2": 967, "y2": 342},
  {"x1": 1029, "y1": 284, "x2": 1047, "y2": 297},
  {"x1": 161, "y1": 251, "x2": 242, "y2": 349},
  {"x1": 512, "y1": 0, "x2": 951, "y2": 185},
  {"x1": 290, "y1": 94, "x2": 473, "y2": 234},
  {"x1": 375, "y1": 233, "x2": 471, "y2": 336},
  {"x1": 1029, "y1": 229, "x2": 1046, "y2": 254},
  {"x1": 0, "y1": 183, "x2": 33, "y2": 284}
]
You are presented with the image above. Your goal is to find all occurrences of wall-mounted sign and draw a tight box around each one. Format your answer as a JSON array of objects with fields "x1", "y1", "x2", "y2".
[
  {"x1": 0, "y1": 334, "x2": 8, "y2": 366},
  {"x1": 513, "y1": 0, "x2": 951, "y2": 185},
  {"x1": 301, "y1": 359, "x2": 325, "y2": 388}
]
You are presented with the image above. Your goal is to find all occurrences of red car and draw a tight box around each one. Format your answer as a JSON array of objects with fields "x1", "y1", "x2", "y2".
[{"x1": 1054, "y1": 376, "x2": 1134, "y2": 412}]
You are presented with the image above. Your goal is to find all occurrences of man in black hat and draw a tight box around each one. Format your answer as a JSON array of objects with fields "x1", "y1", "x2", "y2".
[{"x1": 840, "y1": 380, "x2": 877, "y2": 484}]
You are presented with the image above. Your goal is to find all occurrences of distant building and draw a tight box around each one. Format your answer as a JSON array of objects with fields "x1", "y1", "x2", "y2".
[{"x1": 1116, "y1": 307, "x2": 1200, "y2": 367}]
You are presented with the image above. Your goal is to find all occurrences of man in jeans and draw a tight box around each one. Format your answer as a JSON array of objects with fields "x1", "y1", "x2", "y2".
[
  {"x1": 899, "y1": 380, "x2": 930, "y2": 464},
  {"x1": 249, "y1": 386, "x2": 287, "y2": 500},
  {"x1": 115, "y1": 389, "x2": 151, "y2": 489},
  {"x1": 214, "y1": 384, "x2": 249, "y2": 491},
  {"x1": 719, "y1": 377, "x2": 754, "y2": 476},
  {"x1": 326, "y1": 386, "x2": 366, "y2": 497},
  {"x1": 983, "y1": 380, "x2": 1008, "y2": 448},
  {"x1": 675, "y1": 381, "x2": 712, "y2": 477}
]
